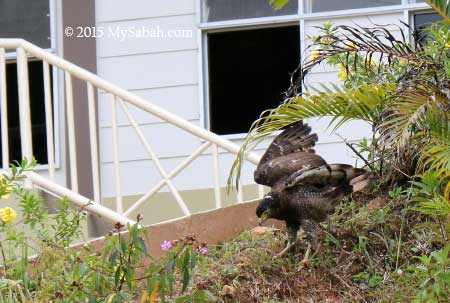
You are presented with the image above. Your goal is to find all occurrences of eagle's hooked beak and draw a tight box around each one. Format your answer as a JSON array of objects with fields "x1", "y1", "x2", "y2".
[{"x1": 258, "y1": 211, "x2": 269, "y2": 226}]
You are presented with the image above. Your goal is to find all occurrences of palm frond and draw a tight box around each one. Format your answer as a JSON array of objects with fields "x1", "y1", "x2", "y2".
[
  {"x1": 418, "y1": 104, "x2": 450, "y2": 197},
  {"x1": 425, "y1": 0, "x2": 450, "y2": 21},
  {"x1": 416, "y1": 195, "x2": 450, "y2": 215},
  {"x1": 380, "y1": 90, "x2": 437, "y2": 147},
  {"x1": 228, "y1": 83, "x2": 393, "y2": 189},
  {"x1": 300, "y1": 24, "x2": 417, "y2": 84},
  {"x1": 269, "y1": 0, "x2": 290, "y2": 9}
]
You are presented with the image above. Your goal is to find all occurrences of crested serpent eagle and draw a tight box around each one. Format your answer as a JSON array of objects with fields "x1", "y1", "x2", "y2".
[{"x1": 254, "y1": 120, "x2": 372, "y2": 263}]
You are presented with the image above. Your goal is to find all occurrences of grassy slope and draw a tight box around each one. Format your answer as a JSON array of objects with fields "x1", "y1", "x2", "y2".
[{"x1": 194, "y1": 190, "x2": 430, "y2": 302}]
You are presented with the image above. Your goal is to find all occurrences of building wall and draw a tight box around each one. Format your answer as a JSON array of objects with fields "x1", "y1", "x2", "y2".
[{"x1": 94, "y1": 1, "x2": 418, "y2": 201}]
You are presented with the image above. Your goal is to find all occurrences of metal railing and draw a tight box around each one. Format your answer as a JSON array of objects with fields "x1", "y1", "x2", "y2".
[{"x1": 0, "y1": 38, "x2": 263, "y2": 224}]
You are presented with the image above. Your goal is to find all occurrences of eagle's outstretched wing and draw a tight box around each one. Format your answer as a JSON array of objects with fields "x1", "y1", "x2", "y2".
[
  {"x1": 254, "y1": 121, "x2": 325, "y2": 187},
  {"x1": 258, "y1": 120, "x2": 318, "y2": 168}
]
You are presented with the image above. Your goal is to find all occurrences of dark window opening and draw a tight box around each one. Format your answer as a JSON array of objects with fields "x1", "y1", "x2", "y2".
[
  {"x1": 0, "y1": 0, "x2": 51, "y2": 49},
  {"x1": 414, "y1": 12, "x2": 443, "y2": 41},
  {"x1": 202, "y1": 0, "x2": 298, "y2": 22},
  {"x1": 207, "y1": 25, "x2": 300, "y2": 135},
  {"x1": 308, "y1": 0, "x2": 400, "y2": 13},
  {"x1": 414, "y1": 12, "x2": 442, "y2": 30},
  {"x1": 0, "y1": 60, "x2": 54, "y2": 167}
]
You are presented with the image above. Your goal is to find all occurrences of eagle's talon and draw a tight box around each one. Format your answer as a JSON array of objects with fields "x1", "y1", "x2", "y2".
[{"x1": 274, "y1": 240, "x2": 296, "y2": 259}]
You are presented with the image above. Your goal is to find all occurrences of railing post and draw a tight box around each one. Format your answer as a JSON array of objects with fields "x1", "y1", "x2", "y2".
[
  {"x1": 0, "y1": 48, "x2": 9, "y2": 169},
  {"x1": 43, "y1": 61, "x2": 55, "y2": 180},
  {"x1": 65, "y1": 71, "x2": 78, "y2": 192},
  {"x1": 111, "y1": 95, "x2": 123, "y2": 213},
  {"x1": 237, "y1": 181, "x2": 244, "y2": 203},
  {"x1": 87, "y1": 83, "x2": 101, "y2": 203},
  {"x1": 258, "y1": 185, "x2": 265, "y2": 199},
  {"x1": 212, "y1": 144, "x2": 222, "y2": 209},
  {"x1": 16, "y1": 47, "x2": 33, "y2": 186}
]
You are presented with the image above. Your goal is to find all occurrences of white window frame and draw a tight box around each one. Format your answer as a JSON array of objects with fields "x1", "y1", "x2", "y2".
[
  {"x1": 2, "y1": 0, "x2": 61, "y2": 171},
  {"x1": 197, "y1": 0, "x2": 430, "y2": 139}
]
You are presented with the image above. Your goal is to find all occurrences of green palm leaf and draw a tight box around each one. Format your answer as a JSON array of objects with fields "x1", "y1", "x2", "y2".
[
  {"x1": 269, "y1": 0, "x2": 290, "y2": 9},
  {"x1": 425, "y1": 0, "x2": 450, "y2": 21},
  {"x1": 380, "y1": 91, "x2": 435, "y2": 147},
  {"x1": 228, "y1": 83, "x2": 393, "y2": 189},
  {"x1": 418, "y1": 104, "x2": 450, "y2": 197}
]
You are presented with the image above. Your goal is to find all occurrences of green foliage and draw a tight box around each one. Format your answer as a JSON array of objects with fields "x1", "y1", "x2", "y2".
[
  {"x1": 409, "y1": 244, "x2": 450, "y2": 302},
  {"x1": 0, "y1": 160, "x2": 210, "y2": 302},
  {"x1": 426, "y1": 0, "x2": 450, "y2": 21},
  {"x1": 268, "y1": 0, "x2": 289, "y2": 9},
  {"x1": 228, "y1": 19, "x2": 450, "y2": 189}
]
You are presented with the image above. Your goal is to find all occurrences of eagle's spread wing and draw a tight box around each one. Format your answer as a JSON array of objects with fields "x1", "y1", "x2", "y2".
[
  {"x1": 254, "y1": 121, "x2": 325, "y2": 187},
  {"x1": 258, "y1": 120, "x2": 318, "y2": 168}
]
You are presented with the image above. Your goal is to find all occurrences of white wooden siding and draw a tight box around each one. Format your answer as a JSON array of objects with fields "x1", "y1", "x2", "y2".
[{"x1": 95, "y1": 1, "x2": 405, "y2": 198}]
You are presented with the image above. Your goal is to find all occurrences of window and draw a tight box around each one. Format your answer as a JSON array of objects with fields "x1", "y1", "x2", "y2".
[
  {"x1": 413, "y1": 12, "x2": 442, "y2": 42},
  {"x1": 0, "y1": 60, "x2": 53, "y2": 167},
  {"x1": 201, "y1": 0, "x2": 298, "y2": 22},
  {"x1": 0, "y1": 0, "x2": 55, "y2": 167},
  {"x1": 207, "y1": 25, "x2": 300, "y2": 135},
  {"x1": 304, "y1": 0, "x2": 401, "y2": 13},
  {"x1": 0, "y1": 0, "x2": 51, "y2": 49},
  {"x1": 414, "y1": 12, "x2": 442, "y2": 31},
  {"x1": 200, "y1": 0, "x2": 432, "y2": 136}
]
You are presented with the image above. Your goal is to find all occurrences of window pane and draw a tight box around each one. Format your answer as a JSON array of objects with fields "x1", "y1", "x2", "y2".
[
  {"x1": 0, "y1": 0, "x2": 51, "y2": 48},
  {"x1": 207, "y1": 26, "x2": 300, "y2": 135},
  {"x1": 0, "y1": 60, "x2": 52, "y2": 166},
  {"x1": 305, "y1": 0, "x2": 401, "y2": 13},
  {"x1": 414, "y1": 13, "x2": 442, "y2": 30},
  {"x1": 202, "y1": 0, "x2": 298, "y2": 22}
]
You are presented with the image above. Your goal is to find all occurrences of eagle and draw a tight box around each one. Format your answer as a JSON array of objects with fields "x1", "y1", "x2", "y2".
[{"x1": 254, "y1": 120, "x2": 371, "y2": 263}]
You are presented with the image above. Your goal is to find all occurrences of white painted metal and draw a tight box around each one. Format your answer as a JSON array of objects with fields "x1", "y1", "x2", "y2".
[
  {"x1": 118, "y1": 99, "x2": 191, "y2": 216},
  {"x1": 0, "y1": 39, "x2": 263, "y2": 223},
  {"x1": 212, "y1": 144, "x2": 221, "y2": 208},
  {"x1": 123, "y1": 141, "x2": 212, "y2": 216},
  {"x1": 16, "y1": 48, "x2": 33, "y2": 162},
  {"x1": 258, "y1": 185, "x2": 265, "y2": 199},
  {"x1": 0, "y1": 40, "x2": 260, "y2": 164},
  {"x1": 43, "y1": 61, "x2": 55, "y2": 180},
  {"x1": 64, "y1": 71, "x2": 78, "y2": 192},
  {"x1": 0, "y1": 48, "x2": 9, "y2": 169},
  {"x1": 110, "y1": 95, "x2": 123, "y2": 213},
  {"x1": 88, "y1": 83, "x2": 101, "y2": 204},
  {"x1": 25, "y1": 171, "x2": 135, "y2": 226},
  {"x1": 237, "y1": 181, "x2": 244, "y2": 203}
]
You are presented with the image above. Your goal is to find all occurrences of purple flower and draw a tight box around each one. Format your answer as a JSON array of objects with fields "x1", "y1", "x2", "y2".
[
  {"x1": 198, "y1": 246, "x2": 208, "y2": 255},
  {"x1": 160, "y1": 240, "x2": 172, "y2": 251}
]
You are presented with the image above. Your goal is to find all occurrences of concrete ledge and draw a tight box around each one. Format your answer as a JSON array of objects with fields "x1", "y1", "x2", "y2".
[{"x1": 86, "y1": 199, "x2": 281, "y2": 259}]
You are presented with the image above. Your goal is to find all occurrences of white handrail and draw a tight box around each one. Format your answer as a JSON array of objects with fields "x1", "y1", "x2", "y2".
[
  {"x1": 0, "y1": 38, "x2": 264, "y2": 225},
  {"x1": 26, "y1": 172, "x2": 135, "y2": 226},
  {"x1": 43, "y1": 61, "x2": 55, "y2": 180},
  {"x1": 0, "y1": 48, "x2": 9, "y2": 169},
  {"x1": 0, "y1": 39, "x2": 260, "y2": 164}
]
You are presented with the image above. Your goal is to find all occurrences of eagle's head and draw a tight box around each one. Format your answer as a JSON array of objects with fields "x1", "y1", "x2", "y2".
[{"x1": 256, "y1": 192, "x2": 281, "y2": 225}]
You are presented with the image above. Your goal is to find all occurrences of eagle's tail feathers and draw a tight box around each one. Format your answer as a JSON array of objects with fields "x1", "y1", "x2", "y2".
[{"x1": 328, "y1": 164, "x2": 366, "y2": 182}]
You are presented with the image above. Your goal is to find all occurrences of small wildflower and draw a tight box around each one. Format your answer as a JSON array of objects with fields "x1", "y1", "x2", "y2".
[
  {"x1": 0, "y1": 182, "x2": 13, "y2": 200},
  {"x1": 337, "y1": 63, "x2": 347, "y2": 80},
  {"x1": 310, "y1": 50, "x2": 321, "y2": 61},
  {"x1": 0, "y1": 207, "x2": 16, "y2": 223},
  {"x1": 160, "y1": 240, "x2": 172, "y2": 251},
  {"x1": 368, "y1": 57, "x2": 377, "y2": 67},
  {"x1": 397, "y1": 269, "x2": 403, "y2": 276},
  {"x1": 198, "y1": 245, "x2": 208, "y2": 255},
  {"x1": 345, "y1": 41, "x2": 355, "y2": 48}
]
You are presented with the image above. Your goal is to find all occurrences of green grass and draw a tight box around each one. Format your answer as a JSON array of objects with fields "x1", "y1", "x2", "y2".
[{"x1": 193, "y1": 190, "x2": 435, "y2": 302}]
